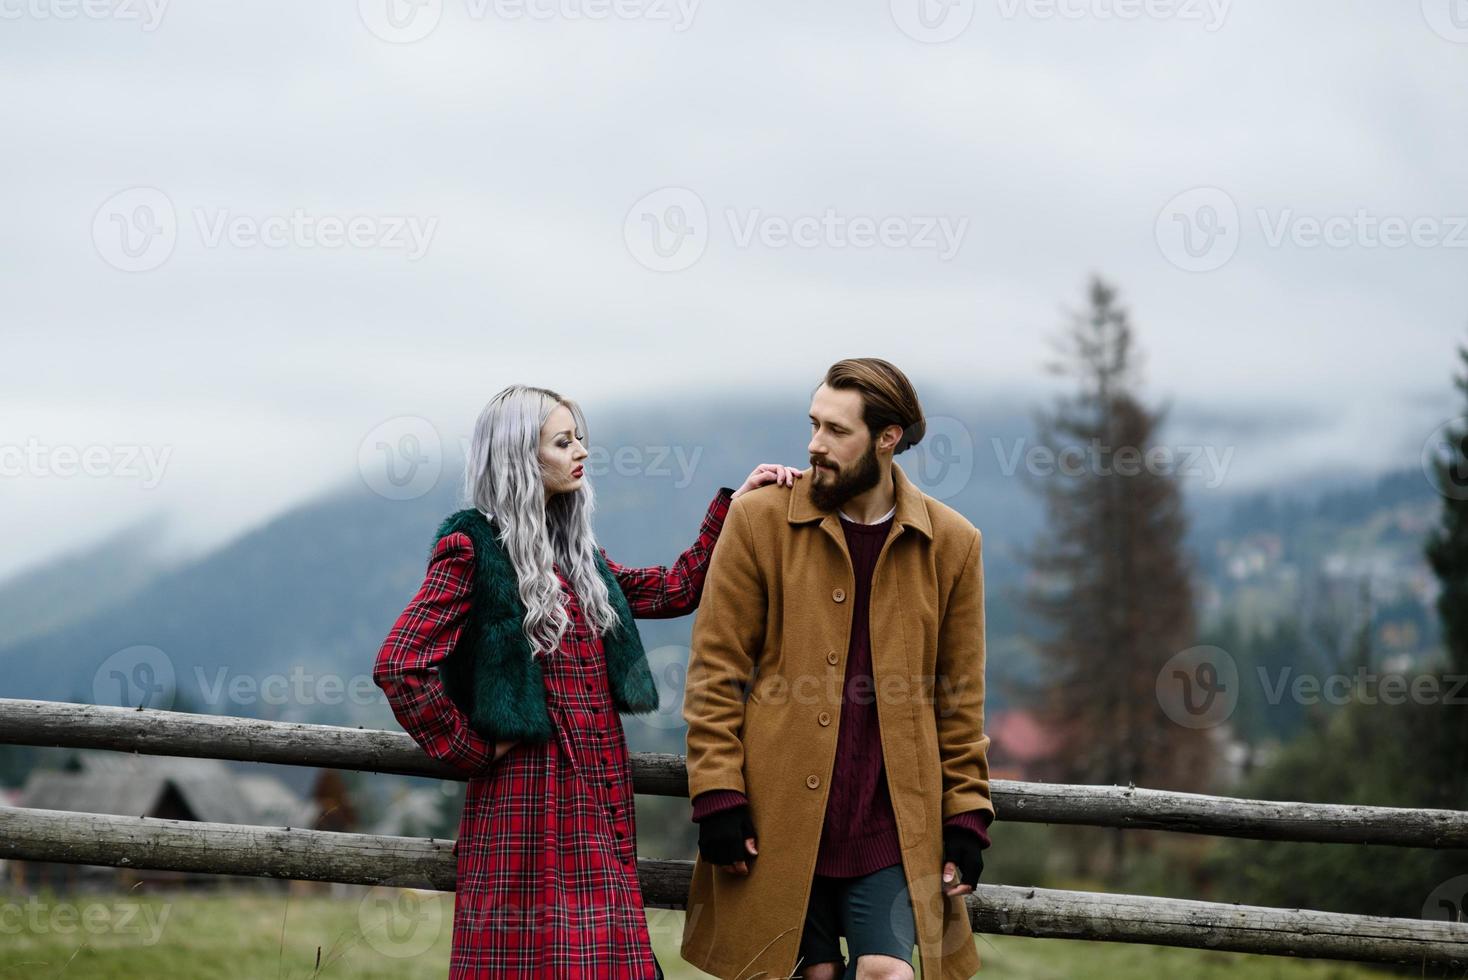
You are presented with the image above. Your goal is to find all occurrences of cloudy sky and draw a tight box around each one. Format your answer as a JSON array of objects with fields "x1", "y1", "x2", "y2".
[{"x1": 3, "y1": 0, "x2": 1467, "y2": 582}]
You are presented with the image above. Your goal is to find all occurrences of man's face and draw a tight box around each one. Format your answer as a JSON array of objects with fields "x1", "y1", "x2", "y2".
[{"x1": 807, "y1": 384, "x2": 882, "y2": 511}]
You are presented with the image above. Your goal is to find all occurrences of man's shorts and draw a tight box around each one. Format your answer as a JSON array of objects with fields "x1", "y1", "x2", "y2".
[{"x1": 797, "y1": 864, "x2": 917, "y2": 976}]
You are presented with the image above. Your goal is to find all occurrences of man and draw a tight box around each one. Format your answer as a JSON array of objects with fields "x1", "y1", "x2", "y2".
[{"x1": 680, "y1": 358, "x2": 995, "y2": 980}]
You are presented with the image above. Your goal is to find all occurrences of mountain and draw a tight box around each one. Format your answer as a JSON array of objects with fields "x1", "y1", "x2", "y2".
[
  {"x1": 0, "y1": 512, "x2": 176, "y2": 649},
  {"x1": 1, "y1": 392, "x2": 1442, "y2": 762},
  {"x1": 0, "y1": 393, "x2": 1044, "y2": 756}
]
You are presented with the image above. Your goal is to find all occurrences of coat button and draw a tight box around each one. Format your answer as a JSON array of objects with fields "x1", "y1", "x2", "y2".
[
  {"x1": 826, "y1": 651, "x2": 839, "y2": 665},
  {"x1": 806, "y1": 774, "x2": 820, "y2": 789},
  {"x1": 818, "y1": 712, "x2": 831, "y2": 726},
  {"x1": 832, "y1": 588, "x2": 846, "y2": 603}
]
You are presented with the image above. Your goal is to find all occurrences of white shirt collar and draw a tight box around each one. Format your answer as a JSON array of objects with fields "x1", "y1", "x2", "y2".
[{"x1": 839, "y1": 503, "x2": 896, "y2": 525}]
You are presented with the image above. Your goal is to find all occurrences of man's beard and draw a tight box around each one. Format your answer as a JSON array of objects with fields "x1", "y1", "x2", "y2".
[{"x1": 809, "y1": 440, "x2": 881, "y2": 512}]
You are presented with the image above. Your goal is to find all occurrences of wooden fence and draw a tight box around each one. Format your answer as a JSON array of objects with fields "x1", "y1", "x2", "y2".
[{"x1": 1, "y1": 697, "x2": 1466, "y2": 969}]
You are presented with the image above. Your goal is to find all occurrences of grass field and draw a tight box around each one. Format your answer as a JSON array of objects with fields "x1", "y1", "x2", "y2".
[{"x1": 0, "y1": 887, "x2": 1408, "y2": 979}]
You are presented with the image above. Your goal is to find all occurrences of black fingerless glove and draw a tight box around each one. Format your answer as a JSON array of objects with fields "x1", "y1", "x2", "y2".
[
  {"x1": 697, "y1": 804, "x2": 757, "y2": 866},
  {"x1": 942, "y1": 825, "x2": 985, "y2": 888}
]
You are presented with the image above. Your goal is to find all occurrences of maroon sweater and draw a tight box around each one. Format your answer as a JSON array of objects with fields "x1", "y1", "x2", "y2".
[{"x1": 692, "y1": 507, "x2": 991, "y2": 874}]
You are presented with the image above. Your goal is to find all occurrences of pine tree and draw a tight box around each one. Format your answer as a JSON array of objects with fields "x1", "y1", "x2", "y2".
[
  {"x1": 1022, "y1": 276, "x2": 1217, "y2": 869},
  {"x1": 1423, "y1": 335, "x2": 1468, "y2": 809}
]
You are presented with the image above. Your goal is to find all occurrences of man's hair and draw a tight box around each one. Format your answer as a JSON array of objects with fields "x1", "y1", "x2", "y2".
[{"x1": 818, "y1": 357, "x2": 925, "y2": 454}]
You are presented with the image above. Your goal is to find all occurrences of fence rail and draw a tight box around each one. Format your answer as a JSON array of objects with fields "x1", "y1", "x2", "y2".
[
  {"x1": 2, "y1": 697, "x2": 1467, "y2": 969},
  {"x1": 2, "y1": 698, "x2": 1465, "y2": 848}
]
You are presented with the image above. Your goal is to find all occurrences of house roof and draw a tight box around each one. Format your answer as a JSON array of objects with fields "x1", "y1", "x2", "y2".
[
  {"x1": 18, "y1": 751, "x2": 317, "y2": 828},
  {"x1": 988, "y1": 708, "x2": 1064, "y2": 766}
]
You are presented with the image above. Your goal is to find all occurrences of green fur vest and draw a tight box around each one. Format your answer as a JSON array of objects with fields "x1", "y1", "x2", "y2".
[{"x1": 431, "y1": 509, "x2": 660, "y2": 745}]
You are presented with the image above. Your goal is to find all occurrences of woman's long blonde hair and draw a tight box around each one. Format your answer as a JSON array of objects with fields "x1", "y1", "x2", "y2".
[{"x1": 462, "y1": 384, "x2": 621, "y2": 658}]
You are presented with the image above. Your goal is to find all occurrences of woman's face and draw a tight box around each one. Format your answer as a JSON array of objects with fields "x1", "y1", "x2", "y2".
[{"x1": 539, "y1": 402, "x2": 589, "y2": 497}]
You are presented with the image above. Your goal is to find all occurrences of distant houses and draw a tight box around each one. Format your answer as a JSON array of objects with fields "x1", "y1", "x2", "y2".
[
  {"x1": 986, "y1": 708, "x2": 1067, "y2": 784},
  {"x1": 6, "y1": 751, "x2": 358, "y2": 892}
]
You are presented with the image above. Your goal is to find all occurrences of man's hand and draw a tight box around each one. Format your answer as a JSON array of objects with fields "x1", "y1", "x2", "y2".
[
  {"x1": 697, "y1": 804, "x2": 759, "y2": 875},
  {"x1": 941, "y1": 825, "x2": 984, "y2": 896}
]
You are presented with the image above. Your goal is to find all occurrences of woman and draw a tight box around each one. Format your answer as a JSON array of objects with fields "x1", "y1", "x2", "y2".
[{"x1": 373, "y1": 384, "x2": 801, "y2": 980}]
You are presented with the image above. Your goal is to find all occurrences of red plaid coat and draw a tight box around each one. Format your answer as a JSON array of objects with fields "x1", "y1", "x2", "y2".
[{"x1": 374, "y1": 488, "x2": 733, "y2": 979}]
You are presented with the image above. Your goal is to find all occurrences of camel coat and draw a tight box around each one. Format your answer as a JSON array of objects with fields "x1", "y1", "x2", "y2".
[{"x1": 681, "y1": 460, "x2": 994, "y2": 979}]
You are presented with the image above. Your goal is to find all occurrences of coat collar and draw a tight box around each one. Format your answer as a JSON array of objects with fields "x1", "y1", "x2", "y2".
[{"x1": 787, "y1": 459, "x2": 933, "y2": 540}]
